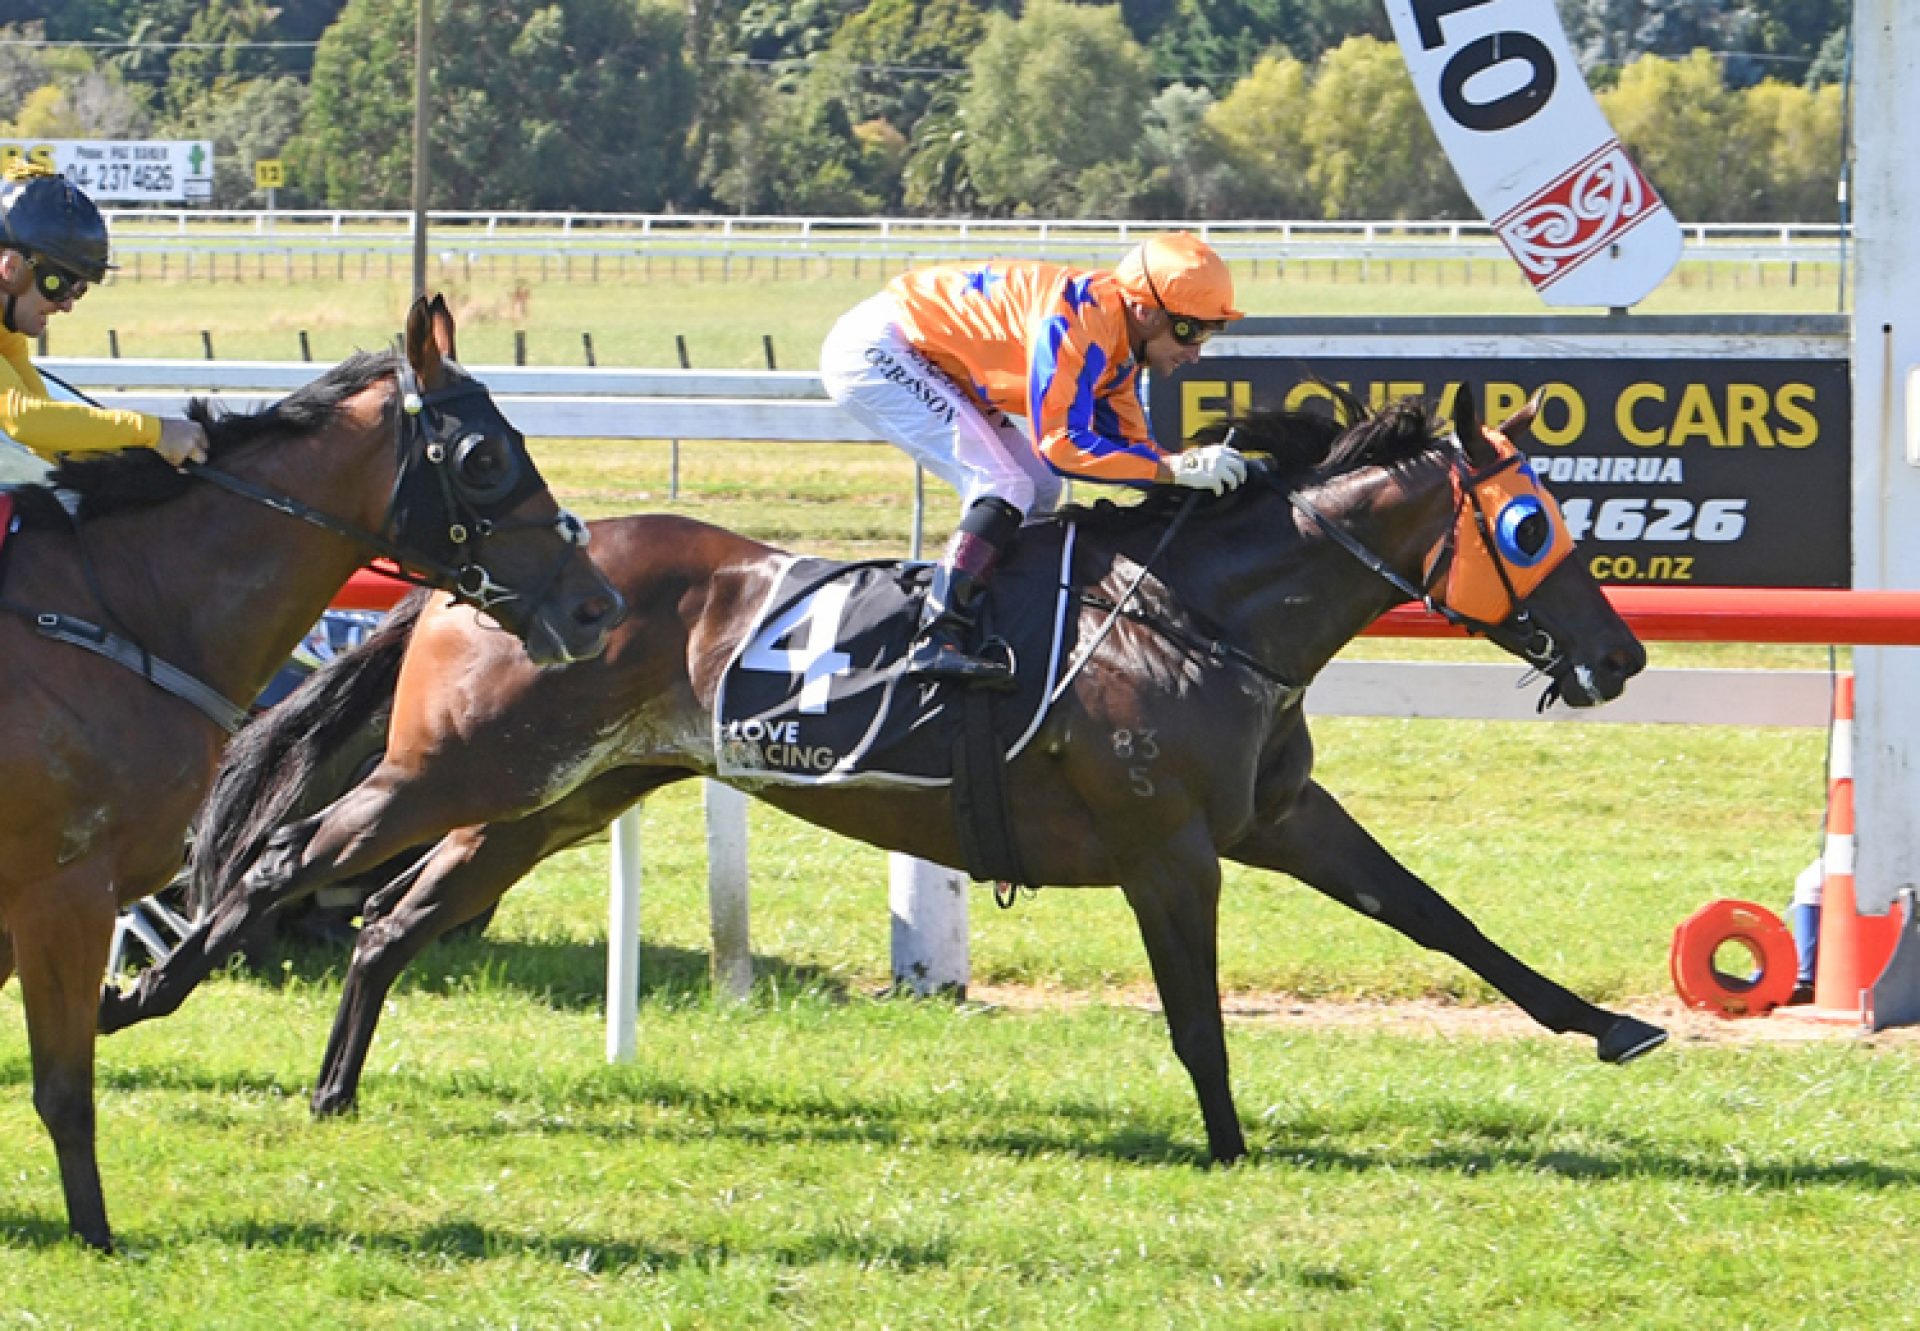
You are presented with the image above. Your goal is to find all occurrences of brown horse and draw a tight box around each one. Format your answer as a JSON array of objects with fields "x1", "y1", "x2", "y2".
[
  {"x1": 1, "y1": 296, "x2": 622, "y2": 1251},
  {"x1": 107, "y1": 387, "x2": 1665, "y2": 1167}
]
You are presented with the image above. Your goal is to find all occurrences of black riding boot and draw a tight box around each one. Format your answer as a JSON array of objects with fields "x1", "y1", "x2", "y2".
[{"x1": 908, "y1": 496, "x2": 1022, "y2": 689}]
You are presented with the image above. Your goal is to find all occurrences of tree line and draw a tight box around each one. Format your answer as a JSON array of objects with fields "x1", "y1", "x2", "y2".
[{"x1": 0, "y1": 0, "x2": 1849, "y2": 223}]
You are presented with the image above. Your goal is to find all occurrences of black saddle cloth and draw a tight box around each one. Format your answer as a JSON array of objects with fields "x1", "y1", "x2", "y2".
[{"x1": 713, "y1": 524, "x2": 1081, "y2": 786}]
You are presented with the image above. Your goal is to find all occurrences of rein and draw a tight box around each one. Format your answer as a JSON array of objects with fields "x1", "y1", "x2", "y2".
[{"x1": 1289, "y1": 439, "x2": 1570, "y2": 689}]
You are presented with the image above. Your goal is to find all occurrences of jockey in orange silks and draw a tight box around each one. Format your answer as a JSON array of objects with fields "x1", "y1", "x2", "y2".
[{"x1": 820, "y1": 231, "x2": 1247, "y2": 687}]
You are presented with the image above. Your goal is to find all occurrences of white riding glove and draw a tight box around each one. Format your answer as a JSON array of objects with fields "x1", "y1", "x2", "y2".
[
  {"x1": 155, "y1": 416, "x2": 209, "y2": 467},
  {"x1": 1166, "y1": 443, "x2": 1249, "y2": 496}
]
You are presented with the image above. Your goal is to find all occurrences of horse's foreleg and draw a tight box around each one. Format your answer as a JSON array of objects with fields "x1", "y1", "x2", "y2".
[
  {"x1": 14, "y1": 876, "x2": 118, "y2": 1250},
  {"x1": 1229, "y1": 780, "x2": 1665, "y2": 1061},
  {"x1": 313, "y1": 767, "x2": 681, "y2": 1118},
  {"x1": 1119, "y1": 825, "x2": 1246, "y2": 1164},
  {"x1": 104, "y1": 779, "x2": 441, "y2": 1033}
]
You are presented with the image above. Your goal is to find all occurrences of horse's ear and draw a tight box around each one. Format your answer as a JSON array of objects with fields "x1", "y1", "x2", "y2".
[
  {"x1": 403, "y1": 295, "x2": 447, "y2": 390},
  {"x1": 1497, "y1": 391, "x2": 1544, "y2": 445},
  {"x1": 1452, "y1": 382, "x2": 1496, "y2": 467},
  {"x1": 428, "y1": 293, "x2": 459, "y2": 363}
]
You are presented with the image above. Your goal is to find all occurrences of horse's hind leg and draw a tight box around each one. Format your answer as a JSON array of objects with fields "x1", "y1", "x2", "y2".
[
  {"x1": 1119, "y1": 823, "x2": 1247, "y2": 1164},
  {"x1": 1229, "y1": 780, "x2": 1665, "y2": 1062},
  {"x1": 313, "y1": 767, "x2": 683, "y2": 1117},
  {"x1": 104, "y1": 773, "x2": 461, "y2": 1033},
  {"x1": 13, "y1": 874, "x2": 118, "y2": 1249}
]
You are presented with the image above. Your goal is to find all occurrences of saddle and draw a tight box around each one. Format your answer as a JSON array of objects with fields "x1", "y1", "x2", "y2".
[{"x1": 713, "y1": 524, "x2": 1081, "y2": 791}]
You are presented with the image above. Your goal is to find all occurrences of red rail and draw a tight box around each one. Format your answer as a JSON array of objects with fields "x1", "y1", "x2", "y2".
[
  {"x1": 337, "y1": 570, "x2": 1920, "y2": 646},
  {"x1": 1369, "y1": 587, "x2": 1920, "y2": 645}
]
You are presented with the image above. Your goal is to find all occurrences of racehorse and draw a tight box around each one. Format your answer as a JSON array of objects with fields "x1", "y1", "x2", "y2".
[
  {"x1": 1, "y1": 296, "x2": 622, "y2": 1252},
  {"x1": 105, "y1": 386, "x2": 1666, "y2": 1168}
]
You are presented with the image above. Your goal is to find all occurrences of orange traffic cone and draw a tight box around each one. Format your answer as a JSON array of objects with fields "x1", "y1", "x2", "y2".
[{"x1": 1808, "y1": 674, "x2": 1904, "y2": 1022}]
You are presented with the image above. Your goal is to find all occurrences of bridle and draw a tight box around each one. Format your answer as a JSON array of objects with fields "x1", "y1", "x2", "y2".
[
  {"x1": 1288, "y1": 434, "x2": 1572, "y2": 681},
  {"x1": 4, "y1": 357, "x2": 592, "y2": 734},
  {"x1": 185, "y1": 355, "x2": 590, "y2": 624}
]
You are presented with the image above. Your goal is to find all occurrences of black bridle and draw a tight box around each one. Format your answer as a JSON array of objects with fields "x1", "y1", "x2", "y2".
[
  {"x1": 4, "y1": 359, "x2": 590, "y2": 732},
  {"x1": 1288, "y1": 438, "x2": 1572, "y2": 697},
  {"x1": 186, "y1": 357, "x2": 589, "y2": 621}
]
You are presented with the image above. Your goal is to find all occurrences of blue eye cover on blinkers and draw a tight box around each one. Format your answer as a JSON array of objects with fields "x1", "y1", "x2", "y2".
[{"x1": 1494, "y1": 493, "x2": 1553, "y2": 567}]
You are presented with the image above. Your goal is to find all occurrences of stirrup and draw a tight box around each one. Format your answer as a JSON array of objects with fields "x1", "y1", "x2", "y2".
[{"x1": 907, "y1": 632, "x2": 1016, "y2": 690}]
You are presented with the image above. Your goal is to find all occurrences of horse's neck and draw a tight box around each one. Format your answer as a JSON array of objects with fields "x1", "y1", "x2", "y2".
[
  {"x1": 90, "y1": 424, "x2": 393, "y2": 707},
  {"x1": 1169, "y1": 452, "x2": 1455, "y2": 683}
]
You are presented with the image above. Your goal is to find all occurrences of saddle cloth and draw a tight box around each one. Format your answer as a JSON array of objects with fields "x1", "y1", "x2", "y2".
[{"x1": 713, "y1": 524, "x2": 1080, "y2": 786}]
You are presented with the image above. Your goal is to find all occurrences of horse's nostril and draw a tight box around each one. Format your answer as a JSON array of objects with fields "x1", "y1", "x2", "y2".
[{"x1": 577, "y1": 592, "x2": 624, "y2": 627}]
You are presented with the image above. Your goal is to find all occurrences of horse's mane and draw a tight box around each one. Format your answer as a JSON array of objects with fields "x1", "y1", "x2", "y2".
[
  {"x1": 1058, "y1": 390, "x2": 1441, "y2": 531},
  {"x1": 11, "y1": 349, "x2": 399, "y2": 528}
]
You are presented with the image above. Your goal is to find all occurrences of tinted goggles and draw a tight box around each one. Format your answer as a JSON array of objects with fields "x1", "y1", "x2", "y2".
[
  {"x1": 28, "y1": 255, "x2": 89, "y2": 303},
  {"x1": 1140, "y1": 262, "x2": 1224, "y2": 346},
  {"x1": 1166, "y1": 314, "x2": 1225, "y2": 347}
]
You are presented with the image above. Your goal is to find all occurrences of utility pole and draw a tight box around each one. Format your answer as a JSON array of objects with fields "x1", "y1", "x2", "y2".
[{"x1": 410, "y1": 0, "x2": 433, "y2": 301}]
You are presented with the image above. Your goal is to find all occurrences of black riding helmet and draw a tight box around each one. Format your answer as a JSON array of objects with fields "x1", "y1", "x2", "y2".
[{"x1": 0, "y1": 167, "x2": 113, "y2": 284}]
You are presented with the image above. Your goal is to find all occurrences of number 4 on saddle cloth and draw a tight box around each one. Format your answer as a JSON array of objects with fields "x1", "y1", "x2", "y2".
[{"x1": 714, "y1": 527, "x2": 1083, "y2": 787}]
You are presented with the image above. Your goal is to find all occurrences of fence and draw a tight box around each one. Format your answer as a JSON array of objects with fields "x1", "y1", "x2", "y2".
[{"x1": 89, "y1": 210, "x2": 1847, "y2": 277}]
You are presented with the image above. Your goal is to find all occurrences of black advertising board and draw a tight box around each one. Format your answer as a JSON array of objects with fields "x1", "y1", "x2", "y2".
[{"x1": 1154, "y1": 356, "x2": 1851, "y2": 588}]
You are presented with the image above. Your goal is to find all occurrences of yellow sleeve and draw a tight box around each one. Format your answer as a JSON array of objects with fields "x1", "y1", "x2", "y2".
[{"x1": 0, "y1": 337, "x2": 161, "y2": 460}]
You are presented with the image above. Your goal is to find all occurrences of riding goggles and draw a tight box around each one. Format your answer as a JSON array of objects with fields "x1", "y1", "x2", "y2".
[
  {"x1": 27, "y1": 254, "x2": 89, "y2": 303},
  {"x1": 1141, "y1": 264, "x2": 1225, "y2": 346},
  {"x1": 1424, "y1": 426, "x2": 1575, "y2": 625}
]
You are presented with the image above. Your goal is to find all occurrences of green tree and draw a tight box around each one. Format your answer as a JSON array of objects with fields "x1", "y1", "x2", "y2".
[
  {"x1": 1303, "y1": 35, "x2": 1464, "y2": 219},
  {"x1": 901, "y1": 87, "x2": 976, "y2": 213},
  {"x1": 1736, "y1": 77, "x2": 1844, "y2": 222},
  {"x1": 1205, "y1": 49, "x2": 1315, "y2": 216},
  {"x1": 961, "y1": 0, "x2": 1154, "y2": 216},
  {"x1": 173, "y1": 76, "x2": 310, "y2": 207},
  {"x1": 293, "y1": 0, "x2": 412, "y2": 207},
  {"x1": 815, "y1": 0, "x2": 987, "y2": 134},
  {"x1": 1598, "y1": 50, "x2": 1752, "y2": 223},
  {"x1": 1145, "y1": 0, "x2": 1388, "y2": 89},
  {"x1": 297, "y1": 0, "x2": 695, "y2": 211}
]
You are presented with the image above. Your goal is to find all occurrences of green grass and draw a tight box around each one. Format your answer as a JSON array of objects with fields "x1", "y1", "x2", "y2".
[{"x1": 47, "y1": 253, "x2": 1843, "y2": 366}]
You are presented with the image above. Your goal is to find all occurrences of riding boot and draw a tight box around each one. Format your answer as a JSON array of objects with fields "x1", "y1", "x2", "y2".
[{"x1": 908, "y1": 496, "x2": 1022, "y2": 689}]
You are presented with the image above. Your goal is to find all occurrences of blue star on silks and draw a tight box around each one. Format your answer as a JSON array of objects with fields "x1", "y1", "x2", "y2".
[
  {"x1": 1061, "y1": 275, "x2": 1097, "y2": 313},
  {"x1": 963, "y1": 266, "x2": 1002, "y2": 298}
]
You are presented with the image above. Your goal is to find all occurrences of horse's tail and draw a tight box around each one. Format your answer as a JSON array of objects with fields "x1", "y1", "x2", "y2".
[{"x1": 188, "y1": 590, "x2": 431, "y2": 917}]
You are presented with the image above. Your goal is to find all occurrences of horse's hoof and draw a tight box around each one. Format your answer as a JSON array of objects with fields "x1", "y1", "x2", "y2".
[
  {"x1": 1598, "y1": 1015, "x2": 1668, "y2": 1065},
  {"x1": 311, "y1": 1090, "x2": 357, "y2": 1120},
  {"x1": 97, "y1": 986, "x2": 135, "y2": 1035}
]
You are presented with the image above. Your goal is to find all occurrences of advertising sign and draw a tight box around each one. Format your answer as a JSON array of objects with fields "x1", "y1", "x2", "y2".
[
  {"x1": 1159, "y1": 357, "x2": 1850, "y2": 588},
  {"x1": 1384, "y1": 0, "x2": 1682, "y2": 307},
  {"x1": 0, "y1": 140, "x2": 213, "y2": 203}
]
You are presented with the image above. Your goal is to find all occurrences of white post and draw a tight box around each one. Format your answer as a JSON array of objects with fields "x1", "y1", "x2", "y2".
[
  {"x1": 605, "y1": 808, "x2": 643, "y2": 1062},
  {"x1": 888, "y1": 854, "x2": 969, "y2": 996},
  {"x1": 1851, "y1": 3, "x2": 1920, "y2": 915},
  {"x1": 703, "y1": 780, "x2": 753, "y2": 1000}
]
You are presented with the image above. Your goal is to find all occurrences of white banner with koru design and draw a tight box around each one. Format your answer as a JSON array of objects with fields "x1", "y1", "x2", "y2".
[{"x1": 1384, "y1": 0, "x2": 1682, "y2": 308}]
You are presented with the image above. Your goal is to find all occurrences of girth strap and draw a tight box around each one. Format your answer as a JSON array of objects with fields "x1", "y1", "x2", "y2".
[
  {"x1": 0, "y1": 600, "x2": 248, "y2": 733},
  {"x1": 949, "y1": 686, "x2": 1034, "y2": 890}
]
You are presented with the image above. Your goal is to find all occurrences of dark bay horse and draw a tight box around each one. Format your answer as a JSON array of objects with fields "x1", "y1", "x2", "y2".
[
  {"x1": 107, "y1": 388, "x2": 1665, "y2": 1166},
  {"x1": 1, "y1": 296, "x2": 622, "y2": 1251}
]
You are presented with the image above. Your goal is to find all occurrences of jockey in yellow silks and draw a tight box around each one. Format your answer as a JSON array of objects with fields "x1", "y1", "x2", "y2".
[
  {"x1": 0, "y1": 162, "x2": 206, "y2": 465},
  {"x1": 821, "y1": 231, "x2": 1247, "y2": 687}
]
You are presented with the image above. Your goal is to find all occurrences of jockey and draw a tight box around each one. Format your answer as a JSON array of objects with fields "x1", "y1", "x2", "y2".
[
  {"x1": 0, "y1": 162, "x2": 207, "y2": 467},
  {"x1": 820, "y1": 230, "x2": 1248, "y2": 687}
]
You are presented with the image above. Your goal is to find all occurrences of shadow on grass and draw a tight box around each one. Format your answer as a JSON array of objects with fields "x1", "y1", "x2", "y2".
[
  {"x1": 61, "y1": 1215, "x2": 961, "y2": 1273},
  {"x1": 229, "y1": 935, "x2": 850, "y2": 1011}
]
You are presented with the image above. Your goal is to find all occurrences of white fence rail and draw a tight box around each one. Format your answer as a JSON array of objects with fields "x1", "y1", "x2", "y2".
[{"x1": 94, "y1": 210, "x2": 1848, "y2": 270}]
